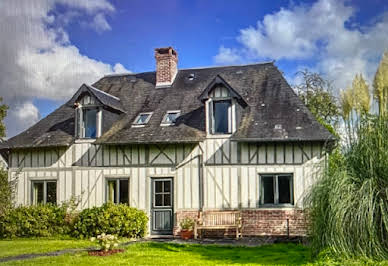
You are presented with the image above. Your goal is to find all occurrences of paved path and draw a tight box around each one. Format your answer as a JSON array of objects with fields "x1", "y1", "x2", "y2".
[{"x1": 0, "y1": 248, "x2": 93, "y2": 263}]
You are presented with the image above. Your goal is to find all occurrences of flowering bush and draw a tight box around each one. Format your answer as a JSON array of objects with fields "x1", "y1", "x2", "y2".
[
  {"x1": 180, "y1": 218, "x2": 195, "y2": 230},
  {"x1": 91, "y1": 233, "x2": 119, "y2": 251}
]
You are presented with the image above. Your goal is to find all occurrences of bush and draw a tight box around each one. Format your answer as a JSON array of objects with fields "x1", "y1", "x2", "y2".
[
  {"x1": 0, "y1": 204, "x2": 69, "y2": 238},
  {"x1": 0, "y1": 169, "x2": 12, "y2": 215},
  {"x1": 306, "y1": 115, "x2": 388, "y2": 260},
  {"x1": 73, "y1": 203, "x2": 148, "y2": 239},
  {"x1": 91, "y1": 233, "x2": 119, "y2": 251}
]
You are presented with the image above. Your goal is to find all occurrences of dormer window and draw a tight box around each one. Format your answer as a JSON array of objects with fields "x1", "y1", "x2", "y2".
[
  {"x1": 212, "y1": 100, "x2": 231, "y2": 134},
  {"x1": 82, "y1": 108, "x2": 98, "y2": 138},
  {"x1": 75, "y1": 93, "x2": 102, "y2": 139},
  {"x1": 161, "y1": 110, "x2": 180, "y2": 126},
  {"x1": 133, "y1": 112, "x2": 152, "y2": 126},
  {"x1": 199, "y1": 75, "x2": 247, "y2": 136}
]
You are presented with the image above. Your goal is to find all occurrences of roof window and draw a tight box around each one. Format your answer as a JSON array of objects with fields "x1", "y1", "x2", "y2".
[
  {"x1": 133, "y1": 112, "x2": 152, "y2": 126},
  {"x1": 161, "y1": 110, "x2": 181, "y2": 126}
]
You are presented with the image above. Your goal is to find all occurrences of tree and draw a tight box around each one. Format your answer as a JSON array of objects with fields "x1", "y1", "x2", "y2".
[
  {"x1": 294, "y1": 70, "x2": 340, "y2": 132},
  {"x1": 0, "y1": 97, "x2": 7, "y2": 140},
  {"x1": 373, "y1": 51, "x2": 388, "y2": 116}
]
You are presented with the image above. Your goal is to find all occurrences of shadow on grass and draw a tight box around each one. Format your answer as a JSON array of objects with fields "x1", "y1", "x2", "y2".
[{"x1": 145, "y1": 242, "x2": 311, "y2": 265}]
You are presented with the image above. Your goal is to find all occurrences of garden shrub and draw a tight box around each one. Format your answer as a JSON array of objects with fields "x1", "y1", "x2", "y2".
[
  {"x1": 306, "y1": 115, "x2": 388, "y2": 260},
  {"x1": 0, "y1": 204, "x2": 69, "y2": 238},
  {"x1": 73, "y1": 203, "x2": 148, "y2": 239}
]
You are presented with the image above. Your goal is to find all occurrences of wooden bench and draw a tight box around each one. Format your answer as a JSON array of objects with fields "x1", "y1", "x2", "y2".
[{"x1": 194, "y1": 211, "x2": 242, "y2": 239}]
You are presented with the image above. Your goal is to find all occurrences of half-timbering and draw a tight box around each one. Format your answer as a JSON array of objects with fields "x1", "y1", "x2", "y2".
[{"x1": 2, "y1": 47, "x2": 333, "y2": 237}]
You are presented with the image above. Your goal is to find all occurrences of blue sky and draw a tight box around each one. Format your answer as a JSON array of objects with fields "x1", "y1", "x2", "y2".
[{"x1": 1, "y1": 0, "x2": 388, "y2": 137}]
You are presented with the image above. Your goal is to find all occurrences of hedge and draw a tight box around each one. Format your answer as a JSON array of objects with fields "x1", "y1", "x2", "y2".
[
  {"x1": 0, "y1": 204, "x2": 69, "y2": 238},
  {"x1": 0, "y1": 203, "x2": 148, "y2": 239}
]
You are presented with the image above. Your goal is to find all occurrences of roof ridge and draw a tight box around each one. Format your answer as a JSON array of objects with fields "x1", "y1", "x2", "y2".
[{"x1": 102, "y1": 61, "x2": 274, "y2": 78}]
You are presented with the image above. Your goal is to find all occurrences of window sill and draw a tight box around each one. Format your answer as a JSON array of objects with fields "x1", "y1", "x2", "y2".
[
  {"x1": 131, "y1": 124, "x2": 146, "y2": 128},
  {"x1": 75, "y1": 138, "x2": 96, "y2": 144},
  {"x1": 206, "y1": 134, "x2": 232, "y2": 139},
  {"x1": 258, "y1": 204, "x2": 295, "y2": 209}
]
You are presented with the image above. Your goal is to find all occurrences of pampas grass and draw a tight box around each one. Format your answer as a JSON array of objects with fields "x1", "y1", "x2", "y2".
[{"x1": 306, "y1": 115, "x2": 388, "y2": 260}]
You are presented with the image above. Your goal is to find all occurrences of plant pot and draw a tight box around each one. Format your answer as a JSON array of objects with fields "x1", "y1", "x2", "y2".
[{"x1": 180, "y1": 229, "x2": 193, "y2": 240}]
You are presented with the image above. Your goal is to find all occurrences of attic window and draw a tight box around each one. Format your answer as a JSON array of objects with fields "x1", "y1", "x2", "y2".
[
  {"x1": 75, "y1": 93, "x2": 102, "y2": 139},
  {"x1": 161, "y1": 110, "x2": 180, "y2": 126},
  {"x1": 133, "y1": 112, "x2": 152, "y2": 125},
  {"x1": 212, "y1": 100, "x2": 232, "y2": 134}
]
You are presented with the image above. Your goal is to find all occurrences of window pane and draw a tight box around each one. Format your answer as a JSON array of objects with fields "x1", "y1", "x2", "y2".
[
  {"x1": 163, "y1": 181, "x2": 171, "y2": 192},
  {"x1": 278, "y1": 175, "x2": 292, "y2": 204},
  {"x1": 108, "y1": 180, "x2": 117, "y2": 203},
  {"x1": 164, "y1": 112, "x2": 179, "y2": 123},
  {"x1": 46, "y1": 181, "x2": 57, "y2": 204},
  {"x1": 262, "y1": 176, "x2": 275, "y2": 204},
  {"x1": 83, "y1": 109, "x2": 97, "y2": 138},
  {"x1": 213, "y1": 100, "x2": 231, "y2": 134},
  {"x1": 136, "y1": 114, "x2": 149, "y2": 124},
  {"x1": 119, "y1": 179, "x2": 129, "y2": 204},
  {"x1": 33, "y1": 182, "x2": 44, "y2": 204},
  {"x1": 164, "y1": 194, "x2": 171, "y2": 206},
  {"x1": 155, "y1": 194, "x2": 163, "y2": 206},
  {"x1": 155, "y1": 181, "x2": 163, "y2": 193}
]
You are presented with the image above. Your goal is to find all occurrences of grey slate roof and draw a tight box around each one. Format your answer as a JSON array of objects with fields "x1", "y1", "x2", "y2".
[{"x1": 2, "y1": 62, "x2": 334, "y2": 149}]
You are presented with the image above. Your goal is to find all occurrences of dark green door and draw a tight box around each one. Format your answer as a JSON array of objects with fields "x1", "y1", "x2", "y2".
[{"x1": 151, "y1": 178, "x2": 173, "y2": 235}]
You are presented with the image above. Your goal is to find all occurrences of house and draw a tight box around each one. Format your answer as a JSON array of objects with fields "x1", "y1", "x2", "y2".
[{"x1": 2, "y1": 47, "x2": 333, "y2": 237}]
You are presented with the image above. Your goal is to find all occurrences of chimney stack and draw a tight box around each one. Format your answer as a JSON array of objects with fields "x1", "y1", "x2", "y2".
[{"x1": 155, "y1": 47, "x2": 178, "y2": 87}]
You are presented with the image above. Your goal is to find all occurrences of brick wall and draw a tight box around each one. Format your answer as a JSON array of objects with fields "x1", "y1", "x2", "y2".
[
  {"x1": 155, "y1": 47, "x2": 178, "y2": 86},
  {"x1": 174, "y1": 209, "x2": 307, "y2": 237}
]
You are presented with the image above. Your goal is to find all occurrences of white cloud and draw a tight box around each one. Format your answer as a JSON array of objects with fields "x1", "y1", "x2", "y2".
[
  {"x1": 214, "y1": 46, "x2": 242, "y2": 65},
  {"x1": 215, "y1": 0, "x2": 388, "y2": 92},
  {"x1": 92, "y1": 13, "x2": 112, "y2": 33},
  {"x1": 0, "y1": 0, "x2": 130, "y2": 137}
]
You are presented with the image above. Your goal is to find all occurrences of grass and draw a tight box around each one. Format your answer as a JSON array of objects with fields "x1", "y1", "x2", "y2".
[
  {"x1": 0, "y1": 238, "x2": 92, "y2": 258},
  {"x1": 1, "y1": 240, "x2": 387, "y2": 265}
]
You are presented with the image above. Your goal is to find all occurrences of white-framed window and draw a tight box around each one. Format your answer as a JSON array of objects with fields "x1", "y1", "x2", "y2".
[
  {"x1": 259, "y1": 174, "x2": 294, "y2": 206},
  {"x1": 161, "y1": 110, "x2": 180, "y2": 126},
  {"x1": 106, "y1": 178, "x2": 129, "y2": 204},
  {"x1": 133, "y1": 112, "x2": 152, "y2": 126},
  {"x1": 31, "y1": 180, "x2": 57, "y2": 205},
  {"x1": 208, "y1": 99, "x2": 233, "y2": 135},
  {"x1": 82, "y1": 108, "x2": 98, "y2": 138},
  {"x1": 75, "y1": 93, "x2": 102, "y2": 139}
]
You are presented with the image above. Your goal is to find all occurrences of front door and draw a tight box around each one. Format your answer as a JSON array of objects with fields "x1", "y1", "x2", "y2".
[{"x1": 151, "y1": 178, "x2": 173, "y2": 235}]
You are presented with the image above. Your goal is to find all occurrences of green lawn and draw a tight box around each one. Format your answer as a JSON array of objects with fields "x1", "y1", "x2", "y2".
[
  {"x1": 0, "y1": 239, "x2": 92, "y2": 258},
  {"x1": 0, "y1": 240, "x2": 387, "y2": 265}
]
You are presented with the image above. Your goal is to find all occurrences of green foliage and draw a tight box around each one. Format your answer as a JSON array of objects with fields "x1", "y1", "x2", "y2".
[
  {"x1": 0, "y1": 169, "x2": 12, "y2": 215},
  {"x1": 73, "y1": 203, "x2": 148, "y2": 239},
  {"x1": 90, "y1": 233, "x2": 119, "y2": 251},
  {"x1": 306, "y1": 115, "x2": 388, "y2": 260},
  {"x1": 294, "y1": 70, "x2": 340, "y2": 128},
  {"x1": 180, "y1": 218, "x2": 195, "y2": 230},
  {"x1": 0, "y1": 97, "x2": 8, "y2": 139},
  {"x1": 0, "y1": 204, "x2": 70, "y2": 238}
]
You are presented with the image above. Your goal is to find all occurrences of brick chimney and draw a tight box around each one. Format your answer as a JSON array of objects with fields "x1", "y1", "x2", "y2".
[{"x1": 155, "y1": 47, "x2": 178, "y2": 87}]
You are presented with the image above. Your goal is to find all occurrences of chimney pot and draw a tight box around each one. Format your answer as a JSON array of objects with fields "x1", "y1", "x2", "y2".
[{"x1": 155, "y1": 47, "x2": 178, "y2": 87}]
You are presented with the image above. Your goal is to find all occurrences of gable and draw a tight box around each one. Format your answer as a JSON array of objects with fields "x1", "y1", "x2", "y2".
[{"x1": 198, "y1": 75, "x2": 247, "y2": 107}]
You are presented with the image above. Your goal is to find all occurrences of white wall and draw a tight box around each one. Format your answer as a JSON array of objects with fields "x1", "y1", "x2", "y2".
[{"x1": 8, "y1": 139, "x2": 324, "y2": 212}]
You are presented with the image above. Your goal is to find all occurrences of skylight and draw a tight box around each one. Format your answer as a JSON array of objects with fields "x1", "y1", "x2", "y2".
[
  {"x1": 133, "y1": 112, "x2": 152, "y2": 125},
  {"x1": 161, "y1": 110, "x2": 181, "y2": 125}
]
